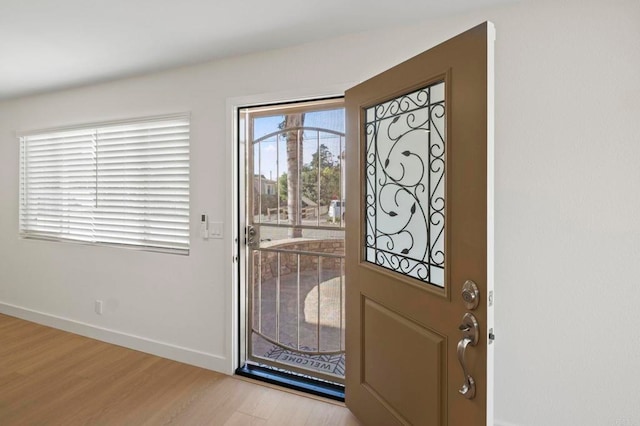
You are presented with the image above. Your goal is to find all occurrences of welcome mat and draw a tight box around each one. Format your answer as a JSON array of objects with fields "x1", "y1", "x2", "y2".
[{"x1": 263, "y1": 345, "x2": 345, "y2": 377}]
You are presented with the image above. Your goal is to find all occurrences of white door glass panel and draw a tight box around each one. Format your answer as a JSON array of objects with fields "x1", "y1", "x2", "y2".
[{"x1": 364, "y1": 81, "x2": 446, "y2": 287}]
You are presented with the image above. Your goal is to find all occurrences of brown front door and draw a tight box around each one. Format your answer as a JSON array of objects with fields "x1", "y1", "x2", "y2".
[{"x1": 345, "y1": 23, "x2": 494, "y2": 425}]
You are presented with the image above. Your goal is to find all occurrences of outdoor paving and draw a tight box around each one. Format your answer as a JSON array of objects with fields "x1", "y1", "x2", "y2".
[
  {"x1": 251, "y1": 267, "x2": 346, "y2": 380},
  {"x1": 249, "y1": 212, "x2": 346, "y2": 380}
]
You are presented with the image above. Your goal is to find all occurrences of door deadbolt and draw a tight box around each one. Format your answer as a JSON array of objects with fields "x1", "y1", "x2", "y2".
[{"x1": 461, "y1": 280, "x2": 480, "y2": 310}]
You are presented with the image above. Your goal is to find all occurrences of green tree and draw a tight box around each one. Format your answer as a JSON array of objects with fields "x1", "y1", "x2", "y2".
[
  {"x1": 301, "y1": 144, "x2": 341, "y2": 206},
  {"x1": 279, "y1": 126, "x2": 342, "y2": 227}
]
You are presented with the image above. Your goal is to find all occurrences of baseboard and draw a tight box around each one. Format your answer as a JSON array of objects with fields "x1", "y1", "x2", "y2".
[
  {"x1": 0, "y1": 301, "x2": 230, "y2": 374},
  {"x1": 494, "y1": 419, "x2": 521, "y2": 426}
]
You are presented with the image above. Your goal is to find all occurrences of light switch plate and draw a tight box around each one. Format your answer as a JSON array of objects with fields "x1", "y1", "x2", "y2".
[{"x1": 210, "y1": 222, "x2": 223, "y2": 239}]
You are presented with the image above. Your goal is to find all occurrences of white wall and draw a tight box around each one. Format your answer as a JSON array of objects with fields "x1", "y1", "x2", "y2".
[{"x1": 1, "y1": 0, "x2": 638, "y2": 424}]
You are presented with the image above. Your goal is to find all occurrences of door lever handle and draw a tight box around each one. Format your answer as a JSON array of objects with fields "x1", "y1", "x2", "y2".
[
  {"x1": 457, "y1": 337, "x2": 476, "y2": 399},
  {"x1": 457, "y1": 313, "x2": 479, "y2": 399},
  {"x1": 246, "y1": 225, "x2": 259, "y2": 248}
]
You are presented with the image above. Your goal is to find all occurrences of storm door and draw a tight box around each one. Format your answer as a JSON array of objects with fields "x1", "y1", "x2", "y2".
[{"x1": 240, "y1": 99, "x2": 347, "y2": 384}]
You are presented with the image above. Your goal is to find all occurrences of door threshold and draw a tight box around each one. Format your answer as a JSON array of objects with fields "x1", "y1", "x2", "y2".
[{"x1": 235, "y1": 364, "x2": 345, "y2": 402}]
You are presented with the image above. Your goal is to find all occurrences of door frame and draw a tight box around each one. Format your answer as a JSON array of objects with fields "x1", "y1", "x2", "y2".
[{"x1": 486, "y1": 23, "x2": 496, "y2": 425}]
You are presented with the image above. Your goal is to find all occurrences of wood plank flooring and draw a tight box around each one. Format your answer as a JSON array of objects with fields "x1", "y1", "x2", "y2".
[{"x1": 0, "y1": 314, "x2": 360, "y2": 425}]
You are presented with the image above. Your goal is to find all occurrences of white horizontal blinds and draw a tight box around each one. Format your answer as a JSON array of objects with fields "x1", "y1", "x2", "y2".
[
  {"x1": 95, "y1": 118, "x2": 190, "y2": 251},
  {"x1": 20, "y1": 128, "x2": 97, "y2": 242},
  {"x1": 19, "y1": 115, "x2": 190, "y2": 254}
]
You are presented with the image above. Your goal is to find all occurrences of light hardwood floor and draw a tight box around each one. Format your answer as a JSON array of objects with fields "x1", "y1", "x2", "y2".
[{"x1": 0, "y1": 314, "x2": 360, "y2": 425}]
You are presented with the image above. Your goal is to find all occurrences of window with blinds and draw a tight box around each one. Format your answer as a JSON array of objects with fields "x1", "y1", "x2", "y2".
[{"x1": 19, "y1": 114, "x2": 190, "y2": 254}]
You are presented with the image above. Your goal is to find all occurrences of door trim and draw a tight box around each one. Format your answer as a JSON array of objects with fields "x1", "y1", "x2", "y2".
[{"x1": 485, "y1": 22, "x2": 496, "y2": 426}]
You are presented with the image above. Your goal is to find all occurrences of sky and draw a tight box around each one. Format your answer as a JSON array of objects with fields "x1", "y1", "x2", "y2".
[{"x1": 252, "y1": 108, "x2": 345, "y2": 181}]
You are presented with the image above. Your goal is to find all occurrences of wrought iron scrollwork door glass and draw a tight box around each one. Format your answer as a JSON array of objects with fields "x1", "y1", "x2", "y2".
[{"x1": 364, "y1": 81, "x2": 446, "y2": 287}]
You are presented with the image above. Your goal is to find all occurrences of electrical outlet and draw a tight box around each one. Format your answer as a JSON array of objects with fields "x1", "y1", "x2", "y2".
[{"x1": 95, "y1": 300, "x2": 103, "y2": 315}]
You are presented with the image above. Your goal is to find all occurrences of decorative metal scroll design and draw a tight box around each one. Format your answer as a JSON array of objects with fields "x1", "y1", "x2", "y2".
[{"x1": 364, "y1": 81, "x2": 446, "y2": 287}]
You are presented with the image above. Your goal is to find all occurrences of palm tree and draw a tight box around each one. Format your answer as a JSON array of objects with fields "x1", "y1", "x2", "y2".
[{"x1": 283, "y1": 113, "x2": 304, "y2": 238}]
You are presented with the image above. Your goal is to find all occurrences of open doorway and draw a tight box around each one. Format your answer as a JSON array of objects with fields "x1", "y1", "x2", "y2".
[{"x1": 237, "y1": 98, "x2": 346, "y2": 395}]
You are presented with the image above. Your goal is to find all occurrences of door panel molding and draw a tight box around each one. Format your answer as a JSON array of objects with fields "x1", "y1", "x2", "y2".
[{"x1": 361, "y1": 296, "x2": 445, "y2": 426}]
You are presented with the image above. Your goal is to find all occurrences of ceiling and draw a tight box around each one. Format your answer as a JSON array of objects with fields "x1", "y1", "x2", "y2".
[{"x1": 0, "y1": 0, "x2": 514, "y2": 100}]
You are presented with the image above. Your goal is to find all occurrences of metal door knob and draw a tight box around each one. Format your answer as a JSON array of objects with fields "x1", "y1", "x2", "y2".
[{"x1": 457, "y1": 313, "x2": 479, "y2": 399}]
